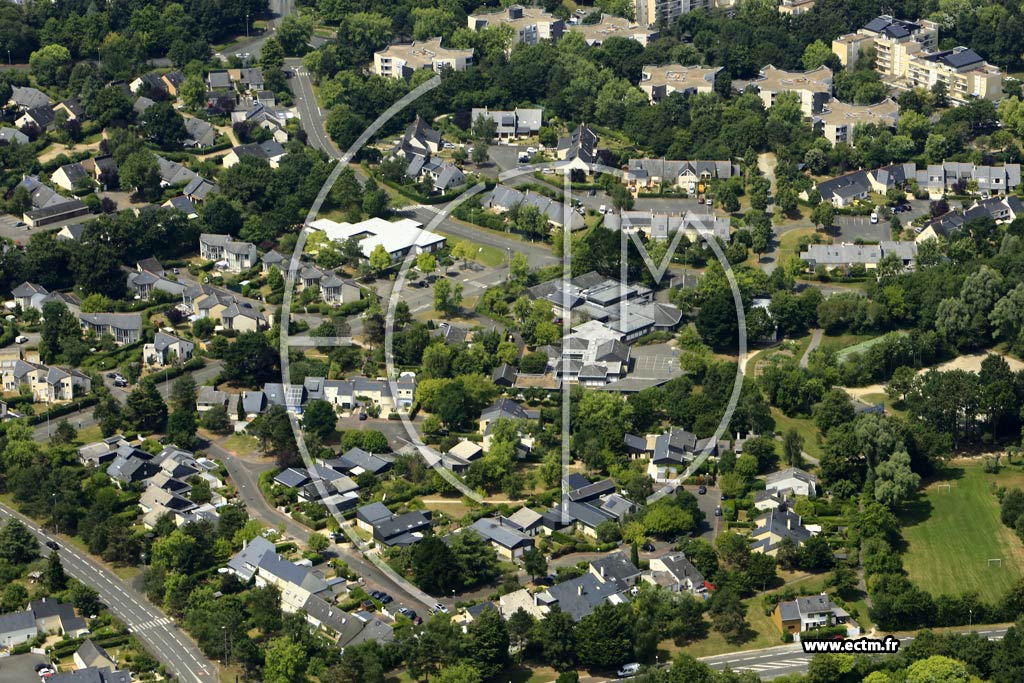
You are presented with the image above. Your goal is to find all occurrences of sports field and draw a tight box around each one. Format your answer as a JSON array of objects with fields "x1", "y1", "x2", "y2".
[{"x1": 900, "y1": 464, "x2": 1024, "y2": 603}]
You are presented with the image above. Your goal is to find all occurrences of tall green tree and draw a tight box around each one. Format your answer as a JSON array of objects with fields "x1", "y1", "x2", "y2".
[{"x1": 124, "y1": 378, "x2": 168, "y2": 433}]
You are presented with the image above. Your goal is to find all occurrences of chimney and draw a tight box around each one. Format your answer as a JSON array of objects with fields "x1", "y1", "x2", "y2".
[{"x1": 599, "y1": 565, "x2": 605, "y2": 578}]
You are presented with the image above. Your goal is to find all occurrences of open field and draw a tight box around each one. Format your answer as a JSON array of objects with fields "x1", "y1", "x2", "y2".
[
  {"x1": 900, "y1": 464, "x2": 1024, "y2": 603},
  {"x1": 769, "y1": 408, "x2": 824, "y2": 460},
  {"x1": 834, "y1": 331, "x2": 907, "y2": 362},
  {"x1": 818, "y1": 333, "x2": 877, "y2": 356}
]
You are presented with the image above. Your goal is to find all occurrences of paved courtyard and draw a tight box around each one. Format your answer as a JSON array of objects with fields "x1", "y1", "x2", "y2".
[{"x1": 631, "y1": 343, "x2": 681, "y2": 379}]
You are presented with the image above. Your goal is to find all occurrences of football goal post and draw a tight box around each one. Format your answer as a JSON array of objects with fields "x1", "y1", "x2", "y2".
[{"x1": 987, "y1": 558, "x2": 1003, "y2": 567}]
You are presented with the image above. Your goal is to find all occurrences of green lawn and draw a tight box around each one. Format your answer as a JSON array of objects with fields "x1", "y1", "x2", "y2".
[
  {"x1": 220, "y1": 433, "x2": 259, "y2": 455},
  {"x1": 769, "y1": 408, "x2": 824, "y2": 461},
  {"x1": 900, "y1": 464, "x2": 1024, "y2": 603},
  {"x1": 438, "y1": 236, "x2": 509, "y2": 268},
  {"x1": 819, "y1": 333, "x2": 878, "y2": 356},
  {"x1": 778, "y1": 227, "x2": 818, "y2": 259},
  {"x1": 834, "y1": 331, "x2": 907, "y2": 362}
]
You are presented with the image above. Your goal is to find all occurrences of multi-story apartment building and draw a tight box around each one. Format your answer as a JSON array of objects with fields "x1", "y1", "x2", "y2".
[
  {"x1": 634, "y1": 0, "x2": 711, "y2": 27},
  {"x1": 467, "y1": 5, "x2": 563, "y2": 49},
  {"x1": 813, "y1": 98, "x2": 899, "y2": 146},
  {"x1": 639, "y1": 64, "x2": 722, "y2": 103},
  {"x1": 373, "y1": 38, "x2": 474, "y2": 80},
  {"x1": 740, "y1": 65, "x2": 833, "y2": 117},
  {"x1": 832, "y1": 15, "x2": 1002, "y2": 105}
]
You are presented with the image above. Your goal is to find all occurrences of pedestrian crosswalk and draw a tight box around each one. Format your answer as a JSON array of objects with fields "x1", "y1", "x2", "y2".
[
  {"x1": 132, "y1": 617, "x2": 172, "y2": 631},
  {"x1": 736, "y1": 658, "x2": 810, "y2": 672}
]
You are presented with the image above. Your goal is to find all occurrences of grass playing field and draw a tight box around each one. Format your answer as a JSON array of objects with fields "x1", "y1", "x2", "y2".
[{"x1": 900, "y1": 464, "x2": 1024, "y2": 603}]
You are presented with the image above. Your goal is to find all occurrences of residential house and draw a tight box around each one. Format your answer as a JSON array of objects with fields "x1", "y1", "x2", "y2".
[
  {"x1": 406, "y1": 155, "x2": 465, "y2": 194},
  {"x1": 12, "y1": 281, "x2": 49, "y2": 312},
  {"x1": 86, "y1": 156, "x2": 119, "y2": 189},
  {"x1": 228, "y1": 67, "x2": 265, "y2": 92},
  {"x1": 52, "y1": 98, "x2": 86, "y2": 122},
  {"x1": 773, "y1": 593, "x2": 859, "y2": 636},
  {"x1": 777, "y1": 0, "x2": 815, "y2": 15},
  {"x1": 156, "y1": 156, "x2": 200, "y2": 187},
  {"x1": 534, "y1": 573, "x2": 626, "y2": 621},
  {"x1": 327, "y1": 447, "x2": 394, "y2": 476},
  {"x1": 262, "y1": 249, "x2": 285, "y2": 272},
  {"x1": 231, "y1": 103, "x2": 290, "y2": 142},
  {"x1": 799, "y1": 241, "x2": 918, "y2": 270},
  {"x1": 645, "y1": 551, "x2": 708, "y2": 595},
  {"x1": 480, "y1": 184, "x2": 585, "y2": 231},
  {"x1": 9, "y1": 85, "x2": 50, "y2": 111},
  {"x1": 468, "y1": 106, "x2": 544, "y2": 139},
  {"x1": 478, "y1": 398, "x2": 537, "y2": 435},
  {"x1": 963, "y1": 195, "x2": 1024, "y2": 224},
  {"x1": 833, "y1": 15, "x2": 1001, "y2": 105},
  {"x1": 639, "y1": 64, "x2": 722, "y2": 103},
  {"x1": 127, "y1": 258, "x2": 186, "y2": 299},
  {"x1": 0, "y1": 126, "x2": 29, "y2": 145},
  {"x1": 497, "y1": 588, "x2": 550, "y2": 621},
  {"x1": 5, "y1": 360, "x2": 91, "y2": 402},
  {"x1": 457, "y1": 517, "x2": 535, "y2": 560},
  {"x1": 161, "y1": 195, "x2": 198, "y2": 219},
  {"x1": 196, "y1": 385, "x2": 229, "y2": 412},
  {"x1": 467, "y1": 5, "x2": 563, "y2": 49},
  {"x1": 738, "y1": 64, "x2": 833, "y2": 116},
  {"x1": 56, "y1": 224, "x2": 87, "y2": 241},
  {"x1": 588, "y1": 552, "x2": 641, "y2": 589},
  {"x1": 604, "y1": 209, "x2": 731, "y2": 243},
  {"x1": 79, "y1": 312, "x2": 142, "y2": 345},
  {"x1": 48, "y1": 669, "x2": 132, "y2": 683},
  {"x1": 814, "y1": 98, "x2": 899, "y2": 146},
  {"x1": 319, "y1": 272, "x2": 361, "y2": 305},
  {"x1": 106, "y1": 447, "x2": 158, "y2": 485},
  {"x1": 30, "y1": 598, "x2": 88, "y2": 636},
  {"x1": 133, "y1": 96, "x2": 155, "y2": 116},
  {"x1": 184, "y1": 177, "x2": 219, "y2": 203},
  {"x1": 183, "y1": 117, "x2": 217, "y2": 148},
  {"x1": 764, "y1": 467, "x2": 818, "y2": 497},
  {"x1": 441, "y1": 439, "x2": 483, "y2": 473},
  {"x1": 130, "y1": 73, "x2": 168, "y2": 95},
  {"x1": 812, "y1": 169, "x2": 872, "y2": 207},
  {"x1": 492, "y1": 363, "x2": 517, "y2": 387},
  {"x1": 199, "y1": 234, "x2": 258, "y2": 271},
  {"x1": 52, "y1": 162, "x2": 90, "y2": 192},
  {"x1": 393, "y1": 115, "x2": 443, "y2": 158},
  {"x1": 78, "y1": 436, "x2": 130, "y2": 468},
  {"x1": 570, "y1": 14, "x2": 658, "y2": 46},
  {"x1": 162, "y1": 71, "x2": 186, "y2": 97},
  {"x1": 74, "y1": 640, "x2": 117, "y2": 672},
  {"x1": 749, "y1": 507, "x2": 813, "y2": 555},
  {"x1": 373, "y1": 37, "x2": 474, "y2": 79},
  {"x1": 15, "y1": 105, "x2": 55, "y2": 131},
  {"x1": 138, "y1": 486, "x2": 197, "y2": 528},
  {"x1": 0, "y1": 610, "x2": 37, "y2": 649},
  {"x1": 254, "y1": 552, "x2": 342, "y2": 613},
  {"x1": 625, "y1": 158, "x2": 737, "y2": 193},
  {"x1": 753, "y1": 490, "x2": 792, "y2": 511},
  {"x1": 355, "y1": 503, "x2": 432, "y2": 546},
  {"x1": 309, "y1": 216, "x2": 446, "y2": 261},
  {"x1": 206, "y1": 70, "x2": 233, "y2": 91},
  {"x1": 223, "y1": 139, "x2": 287, "y2": 168},
  {"x1": 555, "y1": 123, "x2": 598, "y2": 171},
  {"x1": 503, "y1": 507, "x2": 544, "y2": 537}
]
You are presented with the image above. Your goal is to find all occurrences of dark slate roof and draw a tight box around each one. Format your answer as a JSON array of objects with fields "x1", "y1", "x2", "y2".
[
  {"x1": 567, "y1": 478, "x2": 616, "y2": 503},
  {"x1": 465, "y1": 517, "x2": 535, "y2": 550},
  {"x1": 274, "y1": 468, "x2": 312, "y2": 488},
  {"x1": 589, "y1": 551, "x2": 640, "y2": 589},
  {"x1": 816, "y1": 170, "x2": 871, "y2": 201},
  {"x1": 750, "y1": 507, "x2": 812, "y2": 552},
  {"x1": 544, "y1": 573, "x2": 620, "y2": 621},
  {"x1": 29, "y1": 598, "x2": 86, "y2": 632},
  {"x1": 563, "y1": 473, "x2": 592, "y2": 490},
  {"x1": 481, "y1": 398, "x2": 531, "y2": 422},
  {"x1": 374, "y1": 510, "x2": 432, "y2": 543},
  {"x1": 564, "y1": 500, "x2": 616, "y2": 528},
  {"x1": 356, "y1": 502, "x2": 393, "y2": 525},
  {"x1": 48, "y1": 669, "x2": 131, "y2": 683},
  {"x1": 0, "y1": 609, "x2": 36, "y2": 634},
  {"x1": 491, "y1": 363, "x2": 518, "y2": 386},
  {"x1": 331, "y1": 447, "x2": 393, "y2": 475},
  {"x1": 226, "y1": 536, "x2": 276, "y2": 581}
]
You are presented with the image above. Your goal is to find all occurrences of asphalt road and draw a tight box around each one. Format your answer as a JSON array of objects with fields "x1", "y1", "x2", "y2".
[
  {"x1": 0, "y1": 503, "x2": 215, "y2": 683},
  {"x1": 699, "y1": 627, "x2": 1010, "y2": 679},
  {"x1": 207, "y1": 439, "x2": 440, "y2": 614}
]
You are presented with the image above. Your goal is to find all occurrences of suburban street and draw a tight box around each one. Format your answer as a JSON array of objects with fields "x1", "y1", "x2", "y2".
[
  {"x1": 0, "y1": 503, "x2": 215, "y2": 683},
  {"x1": 698, "y1": 627, "x2": 1010, "y2": 679},
  {"x1": 206, "y1": 439, "x2": 441, "y2": 614}
]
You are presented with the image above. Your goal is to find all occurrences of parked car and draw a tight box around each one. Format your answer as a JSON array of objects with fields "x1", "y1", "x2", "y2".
[
  {"x1": 430, "y1": 602, "x2": 449, "y2": 614},
  {"x1": 106, "y1": 372, "x2": 117, "y2": 379},
  {"x1": 358, "y1": 411, "x2": 368, "y2": 421},
  {"x1": 45, "y1": 541, "x2": 59, "y2": 550},
  {"x1": 697, "y1": 485, "x2": 707, "y2": 495},
  {"x1": 641, "y1": 542, "x2": 655, "y2": 552},
  {"x1": 588, "y1": 188, "x2": 596, "y2": 196},
  {"x1": 379, "y1": 593, "x2": 393, "y2": 604},
  {"x1": 15, "y1": 335, "x2": 28, "y2": 344},
  {"x1": 714, "y1": 506, "x2": 723, "y2": 517},
  {"x1": 369, "y1": 590, "x2": 384, "y2": 600},
  {"x1": 870, "y1": 211, "x2": 879, "y2": 224},
  {"x1": 617, "y1": 663, "x2": 641, "y2": 678}
]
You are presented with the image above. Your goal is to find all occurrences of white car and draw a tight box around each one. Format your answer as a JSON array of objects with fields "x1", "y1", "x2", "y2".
[
  {"x1": 617, "y1": 663, "x2": 641, "y2": 678},
  {"x1": 870, "y1": 211, "x2": 878, "y2": 224},
  {"x1": 526, "y1": 146, "x2": 538, "y2": 154},
  {"x1": 599, "y1": 205, "x2": 607, "y2": 214},
  {"x1": 15, "y1": 335, "x2": 28, "y2": 344}
]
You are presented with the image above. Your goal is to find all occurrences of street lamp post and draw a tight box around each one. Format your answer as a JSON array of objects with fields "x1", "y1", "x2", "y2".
[
  {"x1": 52, "y1": 493, "x2": 58, "y2": 536},
  {"x1": 969, "y1": 608, "x2": 973, "y2": 627},
  {"x1": 246, "y1": 13, "x2": 250, "y2": 39}
]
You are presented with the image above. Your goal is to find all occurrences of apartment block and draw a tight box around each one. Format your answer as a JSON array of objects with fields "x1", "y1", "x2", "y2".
[
  {"x1": 814, "y1": 98, "x2": 899, "y2": 146},
  {"x1": 467, "y1": 5, "x2": 564, "y2": 49},
  {"x1": 640, "y1": 64, "x2": 722, "y2": 103},
  {"x1": 373, "y1": 38, "x2": 474, "y2": 80},
  {"x1": 634, "y1": 0, "x2": 711, "y2": 27},
  {"x1": 832, "y1": 15, "x2": 1001, "y2": 105},
  {"x1": 739, "y1": 65, "x2": 833, "y2": 116}
]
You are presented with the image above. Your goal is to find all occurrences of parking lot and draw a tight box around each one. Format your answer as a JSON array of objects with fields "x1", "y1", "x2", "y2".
[
  {"x1": 831, "y1": 198, "x2": 933, "y2": 242},
  {"x1": 0, "y1": 653, "x2": 50, "y2": 683},
  {"x1": 630, "y1": 343, "x2": 682, "y2": 379}
]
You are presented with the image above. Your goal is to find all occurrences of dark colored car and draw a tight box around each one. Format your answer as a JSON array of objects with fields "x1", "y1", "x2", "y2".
[
  {"x1": 720, "y1": 493, "x2": 727, "y2": 500},
  {"x1": 45, "y1": 541, "x2": 59, "y2": 550},
  {"x1": 714, "y1": 506, "x2": 722, "y2": 517},
  {"x1": 697, "y1": 485, "x2": 707, "y2": 494},
  {"x1": 641, "y1": 542, "x2": 655, "y2": 552},
  {"x1": 369, "y1": 590, "x2": 383, "y2": 600},
  {"x1": 379, "y1": 593, "x2": 393, "y2": 604},
  {"x1": 106, "y1": 372, "x2": 117, "y2": 379}
]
